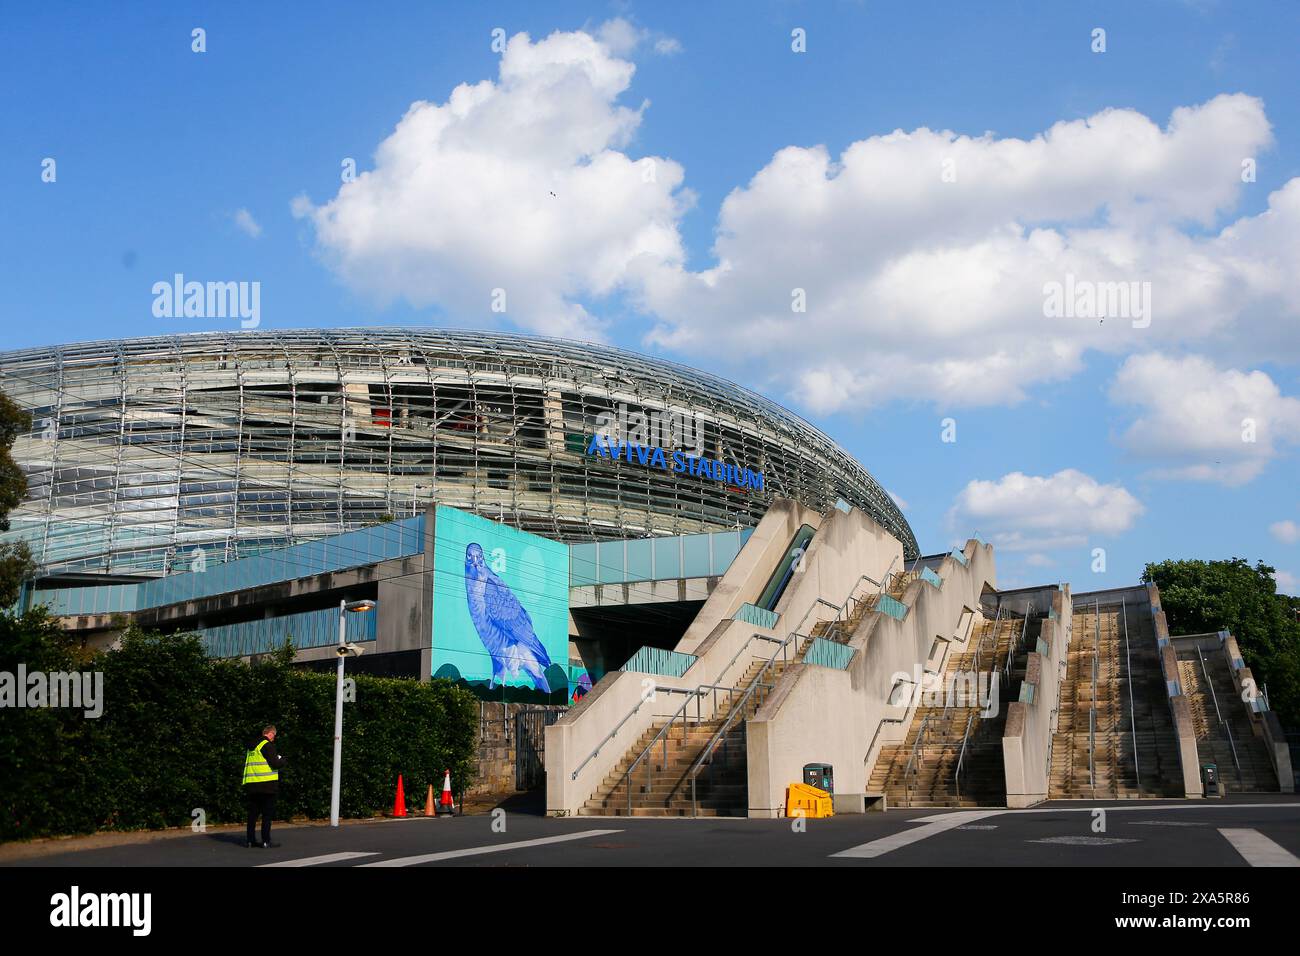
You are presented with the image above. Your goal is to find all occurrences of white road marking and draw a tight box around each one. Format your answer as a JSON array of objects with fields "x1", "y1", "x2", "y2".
[
  {"x1": 830, "y1": 803, "x2": 1300, "y2": 860},
  {"x1": 831, "y1": 811, "x2": 1003, "y2": 859},
  {"x1": 357, "y1": 829, "x2": 623, "y2": 867},
  {"x1": 1130, "y1": 820, "x2": 1207, "y2": 827},
  {"x1": 1002, "y1": 802, "x2": 1300, "y2": 815},
  {"x1": 1218, "y1": 828, "x2": 1300, "y2": 867},
  {"x1": 257, "y1": 851, "x2": 380, "y2": 868}
]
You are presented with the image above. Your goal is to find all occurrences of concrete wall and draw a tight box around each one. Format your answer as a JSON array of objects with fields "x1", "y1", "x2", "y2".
[
  {"x1": 746, "y1": 537, "x2": 996, "y2": 818},
  {"x1": 545, "y1": 499, "x2": 825, "y2": 815},
  {"x1": 758, "y1": 503, "x2": 904, "y2": 655},
  {"x1": 674, "y1": 500, "x2": 824, "y2": 656},
  {"x1": 1220, "y1": 632, "x2": 1294, "y2": 793},
  {"x1": 1002, "y1": 585, "x2": 1072, "y2": 808},
  {"x1": 1150, "y1": 585, "x2": 1203, "y2": 798}
]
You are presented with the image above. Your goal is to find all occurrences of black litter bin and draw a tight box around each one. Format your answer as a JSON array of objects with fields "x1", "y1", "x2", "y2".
[
  {"x1": 1202, "y1": 762, "x2": 1219, "y2": 797},
  {"x1": 803, "y1": 763, "x2": 834, "y2": 793}
]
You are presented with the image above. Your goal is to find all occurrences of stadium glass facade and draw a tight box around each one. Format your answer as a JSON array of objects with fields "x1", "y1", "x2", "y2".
[{"x1": 0, "y1": 328, "x2": 916, "y2": 579}]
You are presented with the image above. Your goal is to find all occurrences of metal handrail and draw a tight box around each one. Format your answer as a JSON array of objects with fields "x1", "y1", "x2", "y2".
[
  {"x1": 1122, "y1": 599, "x2": 1139, "y2": 790},
  {"x1": 821, "y1": 568, "x2": 889, "y2": 644},
  {"x1": 614, "y1": 660, "x2": 790, "y2": 814},
  {"x1": 954, "y1": 713, "x2": 975, "y2": 800},
  {"x1": 1089, "y1": 599, "x2": 1099, "y2": 791},
  {"x1": 1046, "y1": 705, "x2": 1059, "y2": 784},
  {"x1": 570, "y1": 685, "x2": 697, "y2": 780},
  {"x1": 684, "y1": 625, "x2": 807, "y2": 814},
  {"x1": 682, "y1": 559, "x2": 899, "y2": 800},
  {"x1": 902, "y1": 716, "x2": 932, "y2": 808},
  {"x1": 577, "y1": 590, "x2": 852, "y2": 784},
  {"x1": 715, "y1": 631, "x2": 787, "y2": 694},
  {"x1": 1197, "y1": 645, "x2": 1241, "y2": 779},
  {"x1": 973, "y1": 604, "x2": 1003, "y2": 677},
  {"x1": 606, "y1": 558, "x2": 901, "y2": 814},
  {"x1": 1089, "y1": 708, "x2": 1096, "y2": 791},
  {"x1": 1001, "y1": 601, "x2": 1032, "y2": 690},
  {"x1": 621, "y1": 687, "x2": 707, "y2": 814},
  {"x1": 865, "y1": 717, "x2": 906, "y2": 772}
]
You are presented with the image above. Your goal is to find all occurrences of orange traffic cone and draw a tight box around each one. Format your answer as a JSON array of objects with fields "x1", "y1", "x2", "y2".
[
  {"x1": 424, "y1": 783, "x2": 436, "y2": 817},
  {"x1": 392, "y1": 774, "x2": 407, "y2": 817},
  {"x1": 437, "y1": 768, "x2": 455, "y2": 816}
]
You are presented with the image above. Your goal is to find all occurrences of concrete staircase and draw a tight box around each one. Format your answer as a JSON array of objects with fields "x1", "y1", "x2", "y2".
[
  {"x1": 1176, "y1": 645, "x2": 1278, "y2": 793},
  {"x1": 578, "y1": 654, "x2": 785, "y2": 816},
  {"x1": 578, "y1": 585, "x2": 883, "y2": 817},
  {"x1": 1049, "y1": 600, "x2": 1182, "y2": 798},
  {"x1": 868, "y1": 610, "x2": 1028, "y2": 808}
]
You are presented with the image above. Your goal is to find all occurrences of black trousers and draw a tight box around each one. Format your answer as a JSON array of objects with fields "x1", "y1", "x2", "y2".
[{"x1": 246, "y1": 792, "x2": 276, "y2": 845}]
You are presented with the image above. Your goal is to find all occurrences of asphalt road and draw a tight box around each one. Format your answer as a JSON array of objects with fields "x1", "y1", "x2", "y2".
[{"x1": 7, "y1": 796, "x2": 1300, "y2": 868}]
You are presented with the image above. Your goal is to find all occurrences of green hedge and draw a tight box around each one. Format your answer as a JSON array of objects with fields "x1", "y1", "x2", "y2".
[{"x1": 0, "y1": 611, "x2": 478, "y2": 841}]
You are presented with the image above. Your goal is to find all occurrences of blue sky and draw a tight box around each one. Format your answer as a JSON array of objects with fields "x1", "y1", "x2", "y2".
[{"x1": 3, "y1": 1, "x2": 1299, "y2": 591}]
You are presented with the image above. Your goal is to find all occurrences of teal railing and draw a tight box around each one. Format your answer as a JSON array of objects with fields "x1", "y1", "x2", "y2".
[
  {"x1": 950, "y1": 547, "x2": 969, "y2": 566},
  {"x1": 734, "y1": 602, "x2": 780, "y2": 629},
  {"x1": 878, "y1": 595, "x2": 908, "y2": 620},
  {"x1": 621, "y1": 646, "x2": 697, "y2": 678},
  {"x1": 804, "y1": 637, "x2": 854, "y2": 670},
  {"x1": 921, "y1": 567, "x2": 943, "y2": 588}
]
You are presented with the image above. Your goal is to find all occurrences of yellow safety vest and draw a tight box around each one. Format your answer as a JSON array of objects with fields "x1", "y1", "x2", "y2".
[{"x1": 242, "y1": 738, "x2": 278, "y2": 785}]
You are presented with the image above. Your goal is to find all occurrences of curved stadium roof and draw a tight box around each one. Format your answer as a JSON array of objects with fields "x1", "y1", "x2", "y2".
[{"x1": 0, "y1": 328, "x2": 917, "y2": 574}]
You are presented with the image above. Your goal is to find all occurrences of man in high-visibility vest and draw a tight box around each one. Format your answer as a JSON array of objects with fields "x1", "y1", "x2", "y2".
[{"x1": 243, "y1": 724, "x2": 287, "y2": 848}]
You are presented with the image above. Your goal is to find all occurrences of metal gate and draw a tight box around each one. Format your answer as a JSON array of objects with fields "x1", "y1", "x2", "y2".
[{"x1": 514, "y1": 709, "x2": 559, "y2": 790}]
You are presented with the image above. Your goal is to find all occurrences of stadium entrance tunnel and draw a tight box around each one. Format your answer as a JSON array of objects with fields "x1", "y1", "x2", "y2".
[{"x1": 570, "y1": 600, "x2": 705, "y2": 676}]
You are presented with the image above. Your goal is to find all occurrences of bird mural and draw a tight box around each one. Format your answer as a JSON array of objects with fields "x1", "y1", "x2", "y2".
[{"x1": 463, "y1": 542, "x2": 553, "y2": 692}]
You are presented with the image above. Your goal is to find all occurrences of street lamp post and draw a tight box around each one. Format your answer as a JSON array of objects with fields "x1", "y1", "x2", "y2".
[{"x1": 331, "y1": 598, "x2": 376, "y2": 828}]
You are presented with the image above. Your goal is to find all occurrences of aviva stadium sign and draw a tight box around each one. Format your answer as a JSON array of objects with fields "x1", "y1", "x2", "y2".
[
  {"x1": 584, "y1": 433, "x2": 765, "y2": 492},
  {"x1": 582, "y1": 402, "x2": 766, "y2": 491}
]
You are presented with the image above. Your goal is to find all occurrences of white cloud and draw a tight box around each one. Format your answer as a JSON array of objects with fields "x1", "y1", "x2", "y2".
[
  {"x1": 1110, "y1": 353, "x2": 1300, "y2": 484},
  {"x1": 1025, "y1": 553, "x2": 1056, "y2": 568},
  {"x1": 293, "y1": 29, "x2": 1300, "y2": 416},
  {"x1": 233, "y1": 208, "x2": 262, "y2": 238},
  {"x1": 594, "y1": 17, "x2": 642, "y2": 56},
  {"x1": 294, "y1": 24, "x2": 690, "y2": 338},
  {"x1": 592, "y1": 16, "x2": 681, "y2": 57},
  {"x1": 1270, "y1": 520, "x2": 1300, "y2": 545},
  {"x1": 636, "y1": 94, "x2": 1300, "y2": 413},
  {"x1": 947, "y1": 469, "x2": 1144, "y2": 552},
  {"x1": 888, "y1": 489, "x2": 909, "y2": 511},
  {"x1": 1273, "y1": 569, "x2": 1299, "y2": 595}
]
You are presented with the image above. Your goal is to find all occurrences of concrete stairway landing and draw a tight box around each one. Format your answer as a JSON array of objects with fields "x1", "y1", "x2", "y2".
[
  {"x1": 1175, "y1": 643, "x2": 1278, "y2": 793},
  {"x1": 868, "y1": 610, "x2": 1029, "y2": 808},
  {"x1": 1049, "y1": 600, "x2": 1182, "y2": 799}
]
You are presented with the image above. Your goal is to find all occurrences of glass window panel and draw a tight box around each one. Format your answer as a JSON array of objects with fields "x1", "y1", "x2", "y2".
[
  {"x1": 653, "y1": 536, "x2": 681, "y2": 580},
  {"x1": 682, "y1": 534, "x2": 711, "y2": 579}
]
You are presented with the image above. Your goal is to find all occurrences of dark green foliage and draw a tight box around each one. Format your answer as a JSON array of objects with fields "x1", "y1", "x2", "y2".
[
  {"x1": 1143, "y1": 557, "x2": 1300, "y2": 729},
  {"x1": 0, "y1": 542, "x2": 35, "y2": 609},
  {"x1": 0, "y1": 612, "x2": 477, "y2": 841},
  {"x1": 0, "y1": 390, "x2": 30, "y2": 532},
  {"x1": 0, "y1": 390, "x2": 33, "y2": 604}
]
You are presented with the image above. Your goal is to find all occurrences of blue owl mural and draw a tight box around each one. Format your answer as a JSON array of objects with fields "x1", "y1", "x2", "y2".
[{"x1": 430, "y1": 506, "x2": 570, "y2": 703}]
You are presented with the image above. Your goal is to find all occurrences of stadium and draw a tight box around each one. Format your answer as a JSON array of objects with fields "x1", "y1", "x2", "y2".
[
  {"x1": 0, "y1": 328, "x2": 916, "y2": 579},
  {"x1": 2, "y1": 330, "x2": 1291, "y2": 812}
]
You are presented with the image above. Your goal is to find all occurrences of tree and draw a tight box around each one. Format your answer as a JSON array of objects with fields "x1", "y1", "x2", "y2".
[
  {"x1": 0, "y1": 389, "x2": 34, "y2": 606},
  {"x1": 1143, "y1": 558, "x2": 1300, "y2": 730}
]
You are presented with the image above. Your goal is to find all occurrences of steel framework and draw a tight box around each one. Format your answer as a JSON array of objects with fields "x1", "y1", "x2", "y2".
[{"x1": 0, "y1": 328, "x2": 917, "y2": 576}]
